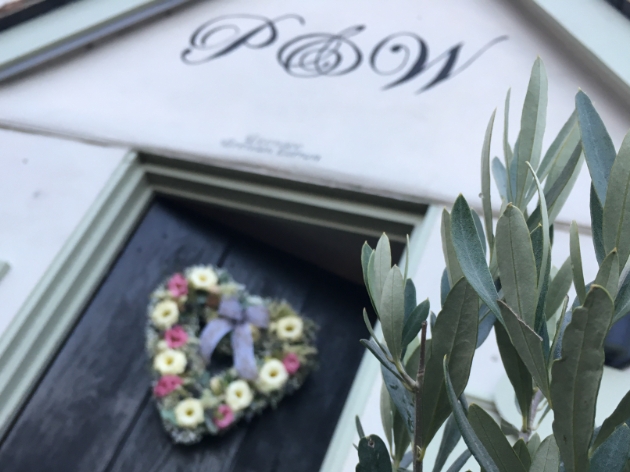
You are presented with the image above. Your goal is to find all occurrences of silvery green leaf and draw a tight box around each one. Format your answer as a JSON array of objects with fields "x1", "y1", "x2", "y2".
[
  {"x1": 477, "y1": 310, "x2": 496, "y2": 348},
  {"x1": 539, "y1": 109, "x2": 579, "y2": 182},
  {"x1": 512, "y1": 439, "x2": 531, "y2": 470},
  {"x1": 402, "y1": 298, "x2": 429, "y2": 349},
  {"x1": 368, "y1": 234, "x2": 392, "y2": 313},
  {"x1": 495, "y1": 321, "x2": 533, "y2": 428},
  {"x1": 594, "y1": 250, "x2": 620, "y2": 300},
  {"x1": 472, "y1": 209, "x2": 487, "y2": 257},
  {"x1": 495, "y1": 204, "x2": 538, "y2": 327},
  {"x1": 551, "y1": 285, "x2": 614, "y2": 472},
  {"x1": 381, "y1": 365, "x2": 414, "y2": 437},
  {"x1": 527, "y1": 433, "x2": 541, "y2": 458},
  {"x1": 603, "y1": 130, "x2": 630, "y2": 270},
  {"x1": 392, "y1": 405, "x2": 411, "y2": 463},
  {"x1": 504, "y1": 88, "x2": 513, "y2": 177},
  {"x1": 570, "y1": 221, "x2": 587, "y2": 305},
  {"x1": 527, "y1": 162, "x2": 550, "y2": 301},
  {"x1": 468, "y1": 404, "x2": 527, "y2": 472},
  {"x1": 526, "y1": 141, "x2": 583, "y2": 227},
  {"x1": 499, "y1": 301, "x2": 550, "y2": 400},
  {"x1": 379, "y1": 383, "x2": 393, "y2": 448},
  {"x1": 363, "y1": 308, "x2": 379, "y2": 341},
  {"x1": 546, "y1": 143, "x2": 584, "y2": 223},
  {"x1": 443, "y1": 358, "x2": 499, "y2": 472},
  {"x1": 362, "y1": 242, "x2": 373, "y2": 291},
  {"x1": 529, "y1": 435, "x2": 560, "y2": 472},
  {"x1": 551, "y1": 307, "x2": 571, "y2": 363},
  {"x1": 591, "y1": 184, "x2": 606, "y2": 265},
  {"x1": 493, "y1": 157, "x2": 509, "y2": 202},
  {"x1": 433, "y1": 414, "x2": 462, "y2": 472},
  {"x1": 404, "y1": 278, "x2": 417, "y2": 321},
  {"x1": 422, "y1": 278, "x2": 479, "y2": 448},
  {"x1": 361, "y1": 338, "x2": 404, "y2": 383},
  {"x1": 380, "y1": 266, "x2": 405, "y2": 361},
  {"x1": 430, "y1": 311, "x2": 437, "y2": 332},
  {"x1": 576, "y1": 90, "x2": 616, "y2": 205},
  {"x1": 515, "y1": 57, "x2": 548, "y2": 209},
  {"x1": 356, "y1": 434, "x2": 393, "y2": 472},
  {"x1": 593, "y1": 389, "x2": 630, "y2": 451},
  {"x1": 356, "y1": 415, "x2": 367, "y2": 439},
  {"x1": 590, "y1": 424, "x2": 630, "y2": 472},
  {"x1": 442, "y1": 209, "x2": 464, "y2": 287},
  {"x1": 545, "y1": 257, "x2": 573, "y2": 320},
  {"x1": 482, "y1": 109, "x2": 497, "y2": 251},
  {"x1": 450, "y1": 195, "x2": 501, "y2": 321},
  {"x1": 441, "y1": 268, "x2": 450, "y2": 307},
  {"x1": 445, "y1": 450, "x2": 472, "y2": 472}
]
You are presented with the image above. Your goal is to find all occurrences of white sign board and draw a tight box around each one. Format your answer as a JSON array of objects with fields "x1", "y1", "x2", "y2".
[{"x1": 0, "y1": 0, "x2": 628, "y2": 226}]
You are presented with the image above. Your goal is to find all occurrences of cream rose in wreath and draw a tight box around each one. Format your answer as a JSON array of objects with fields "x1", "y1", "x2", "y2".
[{"x1": 146, "y1": 265, "x2": 319, "y2": 444}]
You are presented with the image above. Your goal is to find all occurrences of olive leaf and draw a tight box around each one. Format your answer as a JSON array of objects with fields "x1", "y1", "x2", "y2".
[
  {"x1": 538, "y1": 109, "x2": 578, "y2": 183},
  {"x1": 495, "y1": 321, "x2": 532, "y2": 429},
  {"x1": 515, "y1": 57, "x2": 548, "y2": 209},
  {"x1": 499, "y1": 301, "x2": 550, "y2": 400},
  {"x1": 443, "y1": 358, "x2": 499, "y2": 472},
  {"x1": 545, "y1": 257, "x2": 573, "y2": 320},
  {"x1": 379, "y1": 382, "x2": 393, "y2": 450},
  {"x1": 495, "y1": 204, "x2": 538, "y2": 327},
  {"x1": 592, "y1": 389, "x2": 630, "y2": 451},
  {"x1": 493, "y1": 157, "x2": 508, "y2": 202},
  {"x1": 468, "y1": 404, "x2": 528, "y2": 472},
  {"x1": 551, "y1": 285, "x2": 614, "y2": 472},
  {"x1": 450, "y1": 195, "x2": 501, "y2": 321},
  {"x1": 442, "y1": 209, "x2": 464, "y2": 287},
  {"x1": 590, "y1": 424, "x2": 630, "y2": 472},
  {"x1": 381, "y1": 365, "x2": 414, "y2": 437},
  {"x1": 380, "y1": 266, "x2": 405, "y2": 361},
  {"x1": 576, "y1": 90, "x2": 616, "y2": 206},
  {"x1": 594, "y1": 250, "x2": 620, "y2": 300},
  {"x1": 570, "y1": 221, "x2": 587, "y2": 305},
  {"x1": 422, "y1": 277, "x2": 479, "y2": 448},
  {"x1": 591, "y1": 184, "x2": 606, "y2": 265},
  {"x1": 529, "y1": 435, "x2": 560, "y2": 472},
  {"x1": 432, "y1": 414, "x2": 462, "y2": 472},
  {"x1": 356, "y1": 435, "x2": 393, "y2": 472},
  {"x1": 512, "y1": 439, "x2": 532, "y2": 470},
  {"x1": 482, "y1": 109, "x2": 497, "y2": 250},
  {"x1": 368, "y1": 234, "x2": 392, "y2": 312},
  {"x1": 603, "y1": 130, "x2": 630, "y2": 270},
  {"x1": 402, "y1": 299, "x2": 429, "y2": 351}
]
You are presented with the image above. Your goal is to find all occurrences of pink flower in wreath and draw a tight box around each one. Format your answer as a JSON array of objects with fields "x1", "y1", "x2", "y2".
[
  {"x1": 165, "y1": 325, "x2": 188, "y2": 348},
  {"x1": 153, "y1": 375, "x2": 183, "y2": 397},
  {"x1": 215, "y1": 404, "x2": 234, "y2": 429},
  {"x1": 167, "y1": 273, "x2": 188, "y2": 298},
  {"x1": 282, "y1": 352, "x2": 301, "y2": 375}
]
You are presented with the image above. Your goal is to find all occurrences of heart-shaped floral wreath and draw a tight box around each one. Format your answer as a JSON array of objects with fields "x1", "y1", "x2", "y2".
[{"x1": 146, "y1": 265, "x2": 318, "y2": 444}]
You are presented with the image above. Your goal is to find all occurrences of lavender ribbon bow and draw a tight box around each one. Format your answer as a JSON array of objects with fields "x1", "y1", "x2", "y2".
[{"x1": 199, "y1": 298, "x2": 269, "y2": 380}]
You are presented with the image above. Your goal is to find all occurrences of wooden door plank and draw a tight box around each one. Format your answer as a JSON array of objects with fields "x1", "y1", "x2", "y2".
[{"x1": 0, "y1": 200, "x2": 231, "y2": 471}]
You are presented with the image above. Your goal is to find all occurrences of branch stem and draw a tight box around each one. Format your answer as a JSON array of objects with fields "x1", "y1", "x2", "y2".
[{"x1": 413, "y1": 321, "x2": 428, "y2": 472}]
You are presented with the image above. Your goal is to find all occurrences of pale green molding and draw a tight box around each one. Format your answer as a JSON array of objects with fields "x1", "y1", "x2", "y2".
[
  {"x1": 0, "y1": 0, "x2": 191, "y2": 82},
  {"x1": 0, "y1": 261, "x2": 9, "y2": 282}
]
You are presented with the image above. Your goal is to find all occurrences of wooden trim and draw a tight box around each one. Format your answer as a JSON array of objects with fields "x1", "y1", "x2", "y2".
[{"x1": 0, "y1": 152, "x2": 430, "y2": 471}]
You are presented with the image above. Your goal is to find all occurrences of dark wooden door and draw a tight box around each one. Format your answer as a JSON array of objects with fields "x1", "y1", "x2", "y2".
[{"x1": 0, "y1": 198, "x2": 372, "y2": 472}]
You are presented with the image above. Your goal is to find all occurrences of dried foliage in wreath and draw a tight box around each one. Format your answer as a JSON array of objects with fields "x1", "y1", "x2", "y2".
[{"x1": 146, "y1": 265, "x2": 318, "y2": 444}]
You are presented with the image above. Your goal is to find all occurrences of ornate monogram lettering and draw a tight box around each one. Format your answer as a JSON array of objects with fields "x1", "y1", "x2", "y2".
[{"x1": 181, "y1": 13, "x2": 508, "y2": 94}]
